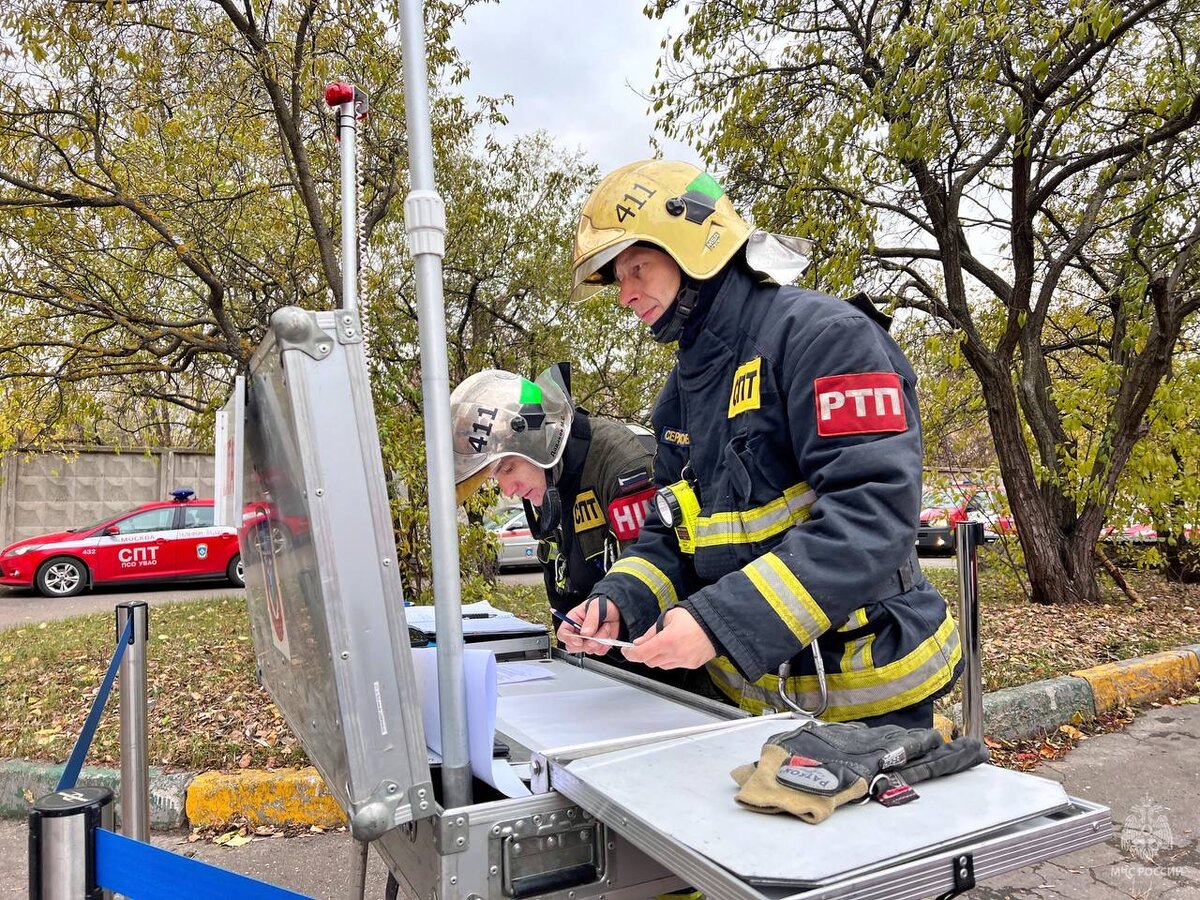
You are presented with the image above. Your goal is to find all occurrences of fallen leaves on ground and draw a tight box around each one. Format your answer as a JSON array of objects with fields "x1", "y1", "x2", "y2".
[{"x1": 3, "y1": 570, "x2": 1199, "y2": 773}]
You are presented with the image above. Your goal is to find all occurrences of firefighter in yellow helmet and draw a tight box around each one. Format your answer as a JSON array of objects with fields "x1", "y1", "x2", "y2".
[{"x1": 559, "y1": 160, "x2": 962, "y2": 729}]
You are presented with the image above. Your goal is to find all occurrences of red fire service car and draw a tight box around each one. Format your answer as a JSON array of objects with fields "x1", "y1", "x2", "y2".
[{"x1": 0, "y1": 490, "x2": 244, "y2": 598}]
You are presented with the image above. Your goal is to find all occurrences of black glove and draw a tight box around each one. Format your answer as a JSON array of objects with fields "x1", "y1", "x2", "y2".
[{"x1": 732, "y1": 721, "x2": 989, "y2": 823}]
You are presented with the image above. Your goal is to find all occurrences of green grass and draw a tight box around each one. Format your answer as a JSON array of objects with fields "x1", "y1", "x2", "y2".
[{"x1": 2, "y1": 557, "x2": 1198, "y2": 772}]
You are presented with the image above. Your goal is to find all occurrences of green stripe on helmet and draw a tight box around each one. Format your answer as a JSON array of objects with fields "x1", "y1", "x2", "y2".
[
  {"x1": 519, "y1": 378, "x2": 543, "y2": 404},
  {"x1": 686, "y1": 172, "x2": 725, "y2": 201}
]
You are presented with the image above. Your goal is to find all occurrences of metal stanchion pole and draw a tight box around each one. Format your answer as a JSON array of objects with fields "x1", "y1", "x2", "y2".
[
  {"x1": 399, "y1": 0, "x2": 471, "y2": 809},
  {"x1": 116, "y1": 602, "x2": 149, "y2": 841},
  {"x1": 28, "y1": 786, "x2": 114, "y2": 900},
  {"x1": 955, "y1": 522, "x2": 985, "y2": 742}
]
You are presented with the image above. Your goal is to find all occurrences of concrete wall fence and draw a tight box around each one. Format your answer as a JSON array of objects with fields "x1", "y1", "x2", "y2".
[{"x1": 0, "y1": 447, "x2": 215, "y2": 548}]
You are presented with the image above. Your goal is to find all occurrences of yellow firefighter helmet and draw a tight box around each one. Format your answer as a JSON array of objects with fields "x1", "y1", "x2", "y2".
[{"x1": 570, "y1": 159, "x2": 753, "y2": 301}]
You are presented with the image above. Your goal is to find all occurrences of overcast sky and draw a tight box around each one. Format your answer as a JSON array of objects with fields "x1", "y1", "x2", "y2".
[{"x1": 450, "y1": 0, "x2": 703, "y2": 175}]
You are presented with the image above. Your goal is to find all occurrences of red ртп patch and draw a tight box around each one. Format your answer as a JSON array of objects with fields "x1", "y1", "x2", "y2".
[
  {"x1": 814, "y1": 372, "x2": 908, "y2": 437},
  {"x1": 607, "y1": 487, "x2": 657, "y2": 542}
]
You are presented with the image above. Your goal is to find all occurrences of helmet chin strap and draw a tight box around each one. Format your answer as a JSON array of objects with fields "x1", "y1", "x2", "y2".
[
  {"x1": 650, "y1": 278, "x2": 700, "y2": 345},
  {"x1": 523, "y1": 466, "x2": 563, "y2": 540}
]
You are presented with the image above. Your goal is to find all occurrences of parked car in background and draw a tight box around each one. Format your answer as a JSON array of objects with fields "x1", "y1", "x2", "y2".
[
  {"x1": 1099, "y1": 512, "x2": 1192, "y2": 544},
  {"x1": 486, "y1": 505, "x2": 539, "y2": 570},
  {"x1": 0, "y1": 490, "x2": 244, "y2": 598},
  {"x1": 917, "y1": 484, "x2": 1014, "y2": 552}
]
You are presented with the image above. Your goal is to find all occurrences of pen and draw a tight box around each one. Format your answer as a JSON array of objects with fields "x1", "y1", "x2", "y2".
[{"x1": 551, "y1": 609, "x2": 583, "y2": 632}]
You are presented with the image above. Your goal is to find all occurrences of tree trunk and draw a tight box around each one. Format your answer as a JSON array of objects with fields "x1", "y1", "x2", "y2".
[
  {"x1": 970, "y1": 354, "x2": 1101, "y2": 605},
  {"x1": 1163, "y1": 534, "x2": 1200, "y2": 584}
]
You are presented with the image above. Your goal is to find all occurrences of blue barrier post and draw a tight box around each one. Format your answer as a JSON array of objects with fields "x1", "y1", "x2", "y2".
[
  {"x1": 116, "y1": 601, "x2": 150, "y2": 840},
  {"x1": 28, "y1": 786, "x2": 114, "y2": 900},
  {"x1": 57, "y1": 616, "x2": 134, "y2": 792}
]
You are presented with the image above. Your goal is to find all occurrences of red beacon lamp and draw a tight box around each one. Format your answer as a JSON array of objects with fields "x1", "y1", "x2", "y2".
[{"x1": 324, "y1": 81, "x2": 369, "y2": 119}]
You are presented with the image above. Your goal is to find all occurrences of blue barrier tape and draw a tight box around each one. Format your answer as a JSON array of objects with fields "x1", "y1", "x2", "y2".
[
  {"x1": 96, "y1": 828, "x2": 316, "y2": 900},
  {"x1": 57, "y1": 616, "x2": 135, "y2": 791}
]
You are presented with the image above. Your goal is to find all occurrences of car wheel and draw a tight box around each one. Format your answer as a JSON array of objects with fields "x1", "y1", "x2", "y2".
[
  {"x1": 227, "y1": 553, "x2": 245, "y2": 588},
  {"x1": 35, "y1": 556, "x2": 88, "y2": 598},
  {"x1": 269, "y1": 524, "x2": 290, "y2": 555}
]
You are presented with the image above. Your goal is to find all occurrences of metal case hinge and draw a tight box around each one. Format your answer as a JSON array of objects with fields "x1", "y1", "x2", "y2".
[
  {"x1": 269, "y1": 306, "x2": 335, "y2": 361},
  {"x1": 349, "y1": 779, "x2": 433, "y2": 842},
  {"x1": 937, "y1": 852, "x2": 976, "y2": 900},
  {"x1": 434, "y1": 812, "x2": 471, "y2": 855}
]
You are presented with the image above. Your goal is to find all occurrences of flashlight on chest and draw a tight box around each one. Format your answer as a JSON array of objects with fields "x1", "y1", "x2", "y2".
[{"x1": 654, "y1": 479, "x2": 701, "y2": 555}]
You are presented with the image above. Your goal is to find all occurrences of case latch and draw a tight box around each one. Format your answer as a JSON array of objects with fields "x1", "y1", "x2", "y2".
[{"x1": 489, "y1": 807, "x2": 606, "y2": 898}]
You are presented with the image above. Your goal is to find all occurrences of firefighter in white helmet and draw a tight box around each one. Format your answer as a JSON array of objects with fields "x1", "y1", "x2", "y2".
[
  {"x1": 559, "y1": 160, "x2": 962, "y2": 729},
  {"x1": 451, "y1": 367, "x2": 657, "y2": 625}
]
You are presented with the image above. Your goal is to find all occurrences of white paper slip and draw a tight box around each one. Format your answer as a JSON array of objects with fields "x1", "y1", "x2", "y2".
[
  {"x1": 496, "y1": 662, "x2": 556, "y2": 685},
  {"x1": 575, "y1": 635, "x2": 636, "y2": 649}
]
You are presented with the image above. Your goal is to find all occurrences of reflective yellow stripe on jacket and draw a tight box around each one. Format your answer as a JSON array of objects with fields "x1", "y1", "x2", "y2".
[
  {"x1": 606, "y1": 556, "x2": 677, "y2": 610},
  {"x1": 743, "y1": 552, "x2": 829, "y2": 646},
  {"x1": 693, "y1": 483, "x2": 815, "y2": 547},
  {"x1": 839, "y1": 607, "x2": 875, "y2": 673},
  {"x1": 705, "y1": 605, "x2": 962, "y2": 721}
]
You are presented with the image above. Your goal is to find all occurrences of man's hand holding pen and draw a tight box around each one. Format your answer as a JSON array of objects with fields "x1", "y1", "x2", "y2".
[{"x1": 556, "y1": 595, "x2": 623, "y2": 653}]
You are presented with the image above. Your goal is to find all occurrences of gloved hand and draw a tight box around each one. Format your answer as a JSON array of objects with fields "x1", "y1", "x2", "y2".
[{"x1": 731, "y1": 722, "x2": 989, "y2": 823}]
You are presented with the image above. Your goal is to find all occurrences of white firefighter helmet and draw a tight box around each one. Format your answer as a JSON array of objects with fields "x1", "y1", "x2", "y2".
[{"x1": 449, "y1": 369, "x2": 574, "y2": 504}]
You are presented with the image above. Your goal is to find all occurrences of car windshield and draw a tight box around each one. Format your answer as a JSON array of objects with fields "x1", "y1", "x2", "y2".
[
  {"x1": 921, "y1": 490, "x2": 962, "y2": 509},
  {"x1": 70, "y1": 513, "x2": 121, "y2": 533},
  {"x1": 485, "y1": 506, "x2": 523, "y2": 530}
]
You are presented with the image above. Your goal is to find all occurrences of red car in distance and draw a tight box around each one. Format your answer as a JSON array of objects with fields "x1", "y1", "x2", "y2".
[
  {"x1": 0, "y1": 490, "x2": 244, "y2": 598},
  {"x1": 918, "y1": 484, "x2": 1014, "y2": 551}
]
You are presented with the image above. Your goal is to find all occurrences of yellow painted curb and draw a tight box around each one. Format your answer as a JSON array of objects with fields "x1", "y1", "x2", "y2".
[
  {"x1": 185, "y1": 766, "x2": 348, "y2": 829},
  {"x1": 1072, "y1": 650, "x2": 1200, "y2": 713}
]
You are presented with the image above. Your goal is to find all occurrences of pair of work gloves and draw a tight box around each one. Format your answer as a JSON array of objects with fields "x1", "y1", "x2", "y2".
[{"x1": 732, "y1": 721, "x2": 989, "y2": 824}]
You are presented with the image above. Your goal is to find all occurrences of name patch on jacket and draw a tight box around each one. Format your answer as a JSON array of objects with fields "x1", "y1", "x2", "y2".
[
  {"x1": 573, "y1": 490, "x2": 605, "y2": 531},
  {"x1": 607, "y1": 487, "x2": 656, "y2": 541},
  {"x1": 660, "y1": 427, "x2": 690, "y2": 446},
  {"x1": 728, "y1": 357, "x2": 762, "y2": 417},
  {"x1": 814, "y1": 372, "x2": 907, "y2": 437}
]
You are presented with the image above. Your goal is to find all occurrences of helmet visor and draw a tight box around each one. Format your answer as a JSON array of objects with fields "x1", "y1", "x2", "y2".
[{"x1": 570, "y1": 238, "x2": 636, "y2": 302}]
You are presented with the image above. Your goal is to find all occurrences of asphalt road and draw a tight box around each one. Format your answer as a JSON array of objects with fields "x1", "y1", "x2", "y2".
[{"x1": 4, "y1": 701, "x2": 1196, "y2": 899}]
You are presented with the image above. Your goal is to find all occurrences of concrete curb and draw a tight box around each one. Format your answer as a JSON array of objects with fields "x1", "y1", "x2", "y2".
[
  {"x1": 944, "y1": 645, "x2": 1200, "y2": 743},
  {"x1": 948, "y1": 675, "x2": 1097, "y2": 743},
  {"x1": 5, "y1": 645, "x2": 1199, "y2": 830},
  {"x1": 1071, "y1": 649, "x2": 1200, "y2": 713},
  {"x1": 0, "y1": 760, "x2": 192, "y2": 829}
]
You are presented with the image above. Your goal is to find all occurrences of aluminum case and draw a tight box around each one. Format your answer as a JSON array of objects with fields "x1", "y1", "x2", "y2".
[
  {"x1": 237, "y1": 305, "x2": 1113, "y2": 899},
  {"x1": 241, "y1": 307, "x2": 433, "y2": 840}
]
